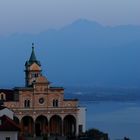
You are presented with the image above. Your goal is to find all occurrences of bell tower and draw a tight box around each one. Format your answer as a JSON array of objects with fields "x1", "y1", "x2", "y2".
[{"x1": 25, "y1": 43, "x2": 42, "y2": 87}]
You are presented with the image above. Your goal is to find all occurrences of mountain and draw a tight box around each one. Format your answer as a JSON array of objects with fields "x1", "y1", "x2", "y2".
[{"x1": 0, "y1": 19, "x2": 140, "y2": 88}]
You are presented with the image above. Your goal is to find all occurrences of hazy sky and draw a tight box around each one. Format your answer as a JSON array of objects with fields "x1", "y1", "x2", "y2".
[{"x1": 0, "y1": 0, "x2": 139, "y2": 35}]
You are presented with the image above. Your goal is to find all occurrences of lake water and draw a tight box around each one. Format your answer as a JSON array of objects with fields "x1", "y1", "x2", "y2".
[
  {"x1": 80, "y1": 101, "x2": 140, "y2": 140},
  {"x1": 65, "y1": 87, "x2": 140, "y2": 140}
]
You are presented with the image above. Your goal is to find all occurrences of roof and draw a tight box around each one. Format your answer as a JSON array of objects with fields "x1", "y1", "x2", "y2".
[
  {"x1": 0, "y1": 89, "x2": 14, "y2": 101},
  {"x1": 64, "y1": 99, "x2": 78, "y2": 101},
  {"x1": 0, "y1": 115, "x2": 20, "y2": 131},
  {"x1": 0, "y1": 105, "x2": 7, "y2": 110},
  {"x1": 49, "y1": 87, "x2": 64, "y2": 92},
  {"x1": 35, "y1": 76, "x2": 49, "y2": 84},
  {"x1": 14, "y1": 86, "x2": 33, "y2": 90},
  {"x1": 0, "y1": 105, "x2": 13, "y2": 113},
  {"x1": 25, "y1": 44, "x2": 41, "y2": 66},
  {"x1": 50, "y1": 87, "x2": 64, "y2": 90}
]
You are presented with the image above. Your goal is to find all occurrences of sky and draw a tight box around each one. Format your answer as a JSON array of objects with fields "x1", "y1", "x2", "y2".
[
  {"x1": 0, "y1": 0, "x2": 140, "y2": 88},
  {"x1": 0, "y1": 0, "x2": 140, "y2": 35}
]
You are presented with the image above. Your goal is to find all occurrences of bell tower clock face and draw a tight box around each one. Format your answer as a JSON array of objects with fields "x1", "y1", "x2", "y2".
[{"x1": 39, "y1": 97, "x2": 44, "y2": 104}]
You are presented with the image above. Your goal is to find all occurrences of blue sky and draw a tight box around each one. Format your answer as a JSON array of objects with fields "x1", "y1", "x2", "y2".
[{"x1": 0, "y1": 0, "x2": 139, "y2": 35}]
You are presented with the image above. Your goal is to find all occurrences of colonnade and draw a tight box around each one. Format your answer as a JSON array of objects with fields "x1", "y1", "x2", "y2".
[{"x1": 14, "y1": 114, "x2": 76, "y2": 137}]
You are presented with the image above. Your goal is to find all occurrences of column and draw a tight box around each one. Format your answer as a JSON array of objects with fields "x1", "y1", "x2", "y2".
[
  {"x1": 48, "y1": 119, "x2": 50, "y2": 137},
  {"x1": 61, "y1": 116, "x2": 64, "y2": 136}
]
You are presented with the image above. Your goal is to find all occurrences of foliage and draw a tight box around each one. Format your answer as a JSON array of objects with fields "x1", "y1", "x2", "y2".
[{"x1": 85, "y1": 128, "x2": 108, "y2": 140}]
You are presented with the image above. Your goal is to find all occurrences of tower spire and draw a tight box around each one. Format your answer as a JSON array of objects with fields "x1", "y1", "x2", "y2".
[
  {"x1": 25, "y1": 43, "x2": 42, "y2": 87},
  {"x1": 29, "y1": 43, "x2": 37, "y2": 62},
  {"x1": 25, "y1": 43, "x2": 41, "y2": 66}
]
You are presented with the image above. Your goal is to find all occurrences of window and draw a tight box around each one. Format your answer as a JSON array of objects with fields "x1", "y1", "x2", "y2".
[
  {"x1": 53, "y1": 99, "x2": 55, "y2": 107},
  {"x1": 0, "y1": 92, "x2": 6, "y2": 100},
  {"x1": 31, "y1": 73, "x2": 39, "y2": 78},
  {"x1": 39, "y1": 97, "x2": 44, "y2": 104},
  {"x1": 55, "y1": 100, "x2": 58, "y2": 107},
  {"x1": 79, "y1": 125, "x2": 83, "y2": 133},
  {"x1": 24, "y1": 100, "x2": 30, "y2": 108},
  {"x1": 27, "y1": 100, "x2": 30, "y2": 107},
  {"x1": 35, "y1": 73, "x2": 38, "y2": 77},
  {"x1": 24, "y1": 100, "x2": 27, "y2": 107},
  {"x1": 6, "y1": 137, "x2": 10, "y2": 140},
  {"x1": 53, "y1": 99, "x2": 58, "y2": 107},
  {"x1": 1, "y1": 94, "x2": 4, "y2": 100}
]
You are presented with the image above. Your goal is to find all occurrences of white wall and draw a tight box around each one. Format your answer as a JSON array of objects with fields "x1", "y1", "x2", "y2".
[
  {"x1": 0, "y1": 108, "x2": 14, "y2": 119},
  {"x1": 77, "y1": 107, "x2": 86, "y2": 134},
  {"x1": 0, "y1": 131, "x2": 18, "y2": 140}
]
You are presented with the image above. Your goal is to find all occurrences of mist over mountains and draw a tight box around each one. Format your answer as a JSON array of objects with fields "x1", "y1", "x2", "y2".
[{"x1": 0, "y1": 19, "x2": 140, "y2": 88}]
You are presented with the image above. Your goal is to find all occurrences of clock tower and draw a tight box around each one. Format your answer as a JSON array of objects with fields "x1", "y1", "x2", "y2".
[{"x1": 25, "y1": 43, "x2": 42, "y2": 87}]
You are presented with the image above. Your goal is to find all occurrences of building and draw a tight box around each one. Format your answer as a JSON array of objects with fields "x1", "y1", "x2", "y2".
[
  {"x1": 0, "y1": 106, "x2": 20, "y2": 140},
  {"x1": 0, "y1": 45, "x2": 86, "y2": 137},
  {"x1": 0, "y1": 115, "x2": 20, "y2": 140},
  {"x1": 0, "y1": 105, "x2": 14, "y2": 120}
]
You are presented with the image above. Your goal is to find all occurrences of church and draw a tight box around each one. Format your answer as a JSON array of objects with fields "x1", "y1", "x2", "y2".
[{"x1": 0, "y1": 45, "x2": 86, "y2": 137}]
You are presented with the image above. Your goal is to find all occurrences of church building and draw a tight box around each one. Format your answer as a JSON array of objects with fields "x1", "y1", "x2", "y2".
[{"x1": 0, "y1": 45, "x2": 86, "y2": 137}]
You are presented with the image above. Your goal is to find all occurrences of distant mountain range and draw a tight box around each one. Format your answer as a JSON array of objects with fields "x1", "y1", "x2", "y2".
[
  {"x1": 0, "y1": 19, "x2": 140, "y2": 88},
  {"x1": 64, "y1": 86, "x2": 140, "y2": 102}
]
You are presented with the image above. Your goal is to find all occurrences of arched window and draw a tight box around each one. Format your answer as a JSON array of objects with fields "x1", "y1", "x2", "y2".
[
  {"x1": 24, "y1": 100, "x2": 30, "y2": 108},
  {"x1": 24, "y1": 100, "x2": 27, "y2": 108},
  {"x1": 27, "y1": 100, "x2": 30, "y2": 107},
  {"x1": 53, "y1": 99, "x2": 55, "y2": 107},
  {"x1": 1, "y1": 94, "x2": 4, "y2": 100},
  {"x1": 53, "y1": 99, "x2": 58, "y2": 107},
  {"x1": 0, "y1": 93, "x2": 6, "y2": 100},
  {"x1": 55, "y1": 100, "x2": 58, "y2": 107}
]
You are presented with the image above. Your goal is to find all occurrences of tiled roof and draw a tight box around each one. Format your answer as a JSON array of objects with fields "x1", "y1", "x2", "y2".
[{"x1": 0, "y1": 115, "x2": 20, "y2": 131}]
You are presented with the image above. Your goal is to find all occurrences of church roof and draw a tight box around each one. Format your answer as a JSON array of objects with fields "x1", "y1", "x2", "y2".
[{"x1": 25, "y1": 44, "x2": 41, "y2": 66}]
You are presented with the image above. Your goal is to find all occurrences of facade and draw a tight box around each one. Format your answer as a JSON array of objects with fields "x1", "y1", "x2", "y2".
[
  {"x1": 0, "y1": 131, "x2": 18, "y2": 140},
  {"x1": 0, "y1": 45, "x2": 86, "y2": 137}
]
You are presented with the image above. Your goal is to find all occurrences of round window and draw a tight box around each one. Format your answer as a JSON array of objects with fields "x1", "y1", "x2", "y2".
[{"x1": 39, "y1": 97, "x2": 44, "y2": 104}]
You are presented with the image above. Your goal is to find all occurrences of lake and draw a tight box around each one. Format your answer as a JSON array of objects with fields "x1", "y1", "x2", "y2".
[
  {"x1": 80, "y1": 101, "x2": 140, "y2": 140},
  {"x1": 65, "y1": 87, "x2": 140, "y2": 140}
]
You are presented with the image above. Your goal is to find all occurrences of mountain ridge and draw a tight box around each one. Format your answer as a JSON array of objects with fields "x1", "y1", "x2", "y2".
[{"x1": 0, "y1": 19, "x2": 140, "y2": 88}]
